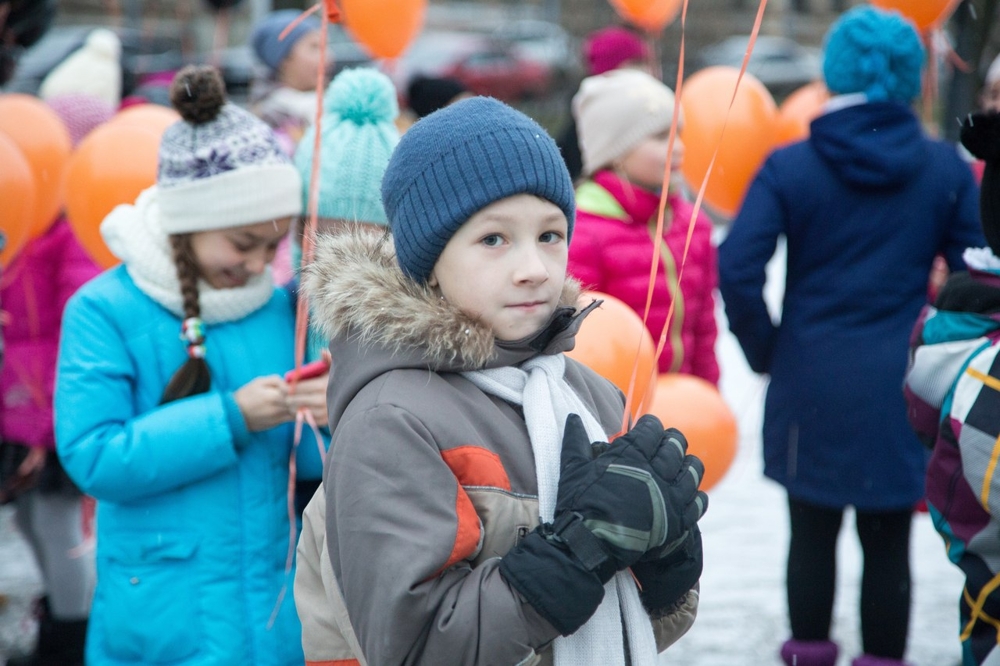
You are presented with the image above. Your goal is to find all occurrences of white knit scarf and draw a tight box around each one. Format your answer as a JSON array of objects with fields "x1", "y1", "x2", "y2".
[
  {"x1": 463, "y1": 354, "x2": 657, "y2": 666},
  {"x1": 101, "y1": 186, "x2": 275, "y2": 324}
]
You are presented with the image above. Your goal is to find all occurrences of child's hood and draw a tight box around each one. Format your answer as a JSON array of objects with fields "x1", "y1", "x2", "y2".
[{"x1": 304, "y1": 227, "x2": 588, "y2": 427}]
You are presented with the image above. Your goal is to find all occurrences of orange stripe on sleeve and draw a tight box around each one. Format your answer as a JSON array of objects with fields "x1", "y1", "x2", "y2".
[
  {"x1": 440, "y1": 446, "x2": 512, "y2": 491},
  {"x1": 443, "y1": 485, "x2": 482, "y2": 570}
]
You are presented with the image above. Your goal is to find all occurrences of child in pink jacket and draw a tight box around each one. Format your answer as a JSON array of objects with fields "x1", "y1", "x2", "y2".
[{"x1": 568, "y1": 68, "x2": 719, "y2": 384}]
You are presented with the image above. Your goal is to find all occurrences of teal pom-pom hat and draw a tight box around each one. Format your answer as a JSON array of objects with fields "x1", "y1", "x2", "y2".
[
  {"x1": 294, "y1": 67, "x2": 400, "y2": 225},
  {"x1": 822, "y1": 4, "x2": 925, "y2": 103}
]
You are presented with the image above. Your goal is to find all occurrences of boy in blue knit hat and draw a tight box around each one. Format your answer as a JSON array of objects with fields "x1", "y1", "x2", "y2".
[
  {"x1": 248, "y1": 9, "x2": 329, "y2": 152},
  {"x1": 284, "y1": 67, "x2": 400, "y2": 516},
  {"x1": 293, "y1": 97, "x2": 709, "y2": 665}
]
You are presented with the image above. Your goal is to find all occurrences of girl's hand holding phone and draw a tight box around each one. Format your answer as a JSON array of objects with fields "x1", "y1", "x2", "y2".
[
  {"x1": 234, "y1": 375, "x2": 295, "y2": 432},
  {"x1": 285, "y1": 353, "x2": 332, "y2": 428}
]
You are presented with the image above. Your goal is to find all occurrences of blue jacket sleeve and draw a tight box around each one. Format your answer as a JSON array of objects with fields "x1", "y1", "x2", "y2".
[
  {"x1": 939, "y1": 152, "x2": 985, "y2": 270},
  {"x1": 55, "y1": 292, "x2": 241, "y2": 503},
  {"x1": 718, "y1": 157, "x2": 784, "y2": 374}
]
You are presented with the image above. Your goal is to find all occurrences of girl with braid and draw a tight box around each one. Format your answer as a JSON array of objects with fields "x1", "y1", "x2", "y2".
[{"x1": 54, "y1": 65, "x2": 326, "y2": 665}]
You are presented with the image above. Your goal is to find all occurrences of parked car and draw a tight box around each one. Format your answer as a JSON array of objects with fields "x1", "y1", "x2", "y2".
[
  {"x1": 694, "y1": 35, "x2": 821, "y2": 97},
  {"x1": 395, "y1": 31, "x2": 552, "y2": 103}
]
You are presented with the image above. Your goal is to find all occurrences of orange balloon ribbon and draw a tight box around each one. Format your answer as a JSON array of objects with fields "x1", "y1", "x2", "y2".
[{"x1": 621, "y1": 0, "x2": 770, "y2": 433}]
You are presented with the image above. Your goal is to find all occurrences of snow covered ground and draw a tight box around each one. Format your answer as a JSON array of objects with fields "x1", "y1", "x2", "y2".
[{"x1": 0, "y1": 241, "x2": 966, "y2": 665}]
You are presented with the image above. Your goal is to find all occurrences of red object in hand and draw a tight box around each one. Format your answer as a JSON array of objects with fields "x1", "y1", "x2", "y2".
[{"x1": 285, "y1": 359, "x2": 331, "y2": 382}]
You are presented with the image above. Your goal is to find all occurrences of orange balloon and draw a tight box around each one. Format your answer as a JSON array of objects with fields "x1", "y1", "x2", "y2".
[
  {"x1": 0, "y1": 94, "x2": 72, "y2": 239},
  {"x1": 565, "y1": 291, "x2": 658, "y2": 420},
  {"x1": 870, "y1": 0, "x2": 960, "y2": 30},
  {"x1": 65, "y1": 124, "x2": 161, "y2": 268},
  {"x1": 642, "y1": 373, "x2": 738, "y2": 491},
  {"x1": 608, "y1": 0, "x2": 683, "y2": 33},
  {"x1": 342, "y1": 0, "x2": 427, "y2": 59},
  {"x1": 0, "y1": 133, "x2": 38, "y2": 268},
  {"x1": 112, "y1": 104, "x2": 181, "y2": 137},
  {"x1": 775, "y1": 81, "x2": 829, "y2": 146},
  {"x1": 680, "y1": 66, "x2": 778, "y2": 218}
]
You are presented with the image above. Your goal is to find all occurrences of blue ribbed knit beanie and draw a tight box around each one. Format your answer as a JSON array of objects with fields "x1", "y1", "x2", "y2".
[
  {"x1": 250, "y1": 10, "x2": 320, "y2": 72},
  {"x1": 822, "y1": 5, "x2": 925, "y2": 103},
  {"x1": 294, "y1": 68, "x2": 399, "y2": 224},
  {"x1": 382, "y1": 96, "x2": 575, "y2": 283}
]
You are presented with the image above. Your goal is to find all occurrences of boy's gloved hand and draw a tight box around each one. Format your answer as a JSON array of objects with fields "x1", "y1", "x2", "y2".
[
  {"x1": 499, "y1": 413, "x2": 708, "y2": 636},
  {"x1": 548, "y1": 413, "x2": 708, "y2": 579},
  {"x1": 631, "y1": 525, "x2": 704, "y2": 617}
]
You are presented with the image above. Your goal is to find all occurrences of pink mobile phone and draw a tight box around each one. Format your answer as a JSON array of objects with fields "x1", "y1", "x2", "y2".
[{"x1": 285, "y1": 359, "x2": 330, "y2": 382}]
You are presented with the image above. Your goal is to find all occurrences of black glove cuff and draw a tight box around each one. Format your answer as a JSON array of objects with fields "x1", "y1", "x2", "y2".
[
  {"x1": 540, "y1": 511, "x2": 615, "y2": 582},
  {"x1": 500, "y1": 529, "x2": 607, "y2": 636}
]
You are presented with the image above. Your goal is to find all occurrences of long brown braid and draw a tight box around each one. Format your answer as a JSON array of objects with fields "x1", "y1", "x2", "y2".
[{"x1": 159, "y1": 234, "x2": 212, "y2": 404}]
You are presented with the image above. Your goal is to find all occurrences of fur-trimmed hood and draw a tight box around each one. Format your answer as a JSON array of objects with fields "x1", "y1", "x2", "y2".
[{"x1": 303, "y1": 227, "x2": 593, "y2": 426}]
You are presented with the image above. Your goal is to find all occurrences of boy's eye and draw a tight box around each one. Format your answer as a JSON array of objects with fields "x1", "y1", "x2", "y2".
[
  {"x1": 539, "y1": 231, "x2": 563, "y2": 244},
  {"x1": 481, "y1": 234, "x2": 503, "y2": 247}
]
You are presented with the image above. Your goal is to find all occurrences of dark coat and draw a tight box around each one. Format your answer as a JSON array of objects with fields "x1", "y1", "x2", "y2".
[{"x1": 718, "y1": 100, "x2": 984, "y2": 509}]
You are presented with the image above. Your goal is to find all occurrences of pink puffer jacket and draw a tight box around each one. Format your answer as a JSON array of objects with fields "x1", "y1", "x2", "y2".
[
  {"x1": 1, "y1": 219, "x2": 101, "y2": 448},
  {"x1": 568, "y1": 171, "x2": 719, "y2": 384}
]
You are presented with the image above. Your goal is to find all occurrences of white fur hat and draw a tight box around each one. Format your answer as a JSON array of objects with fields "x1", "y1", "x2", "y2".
[
  {"x1": 572, "y1": 68, "x2": 682, "y2": 177},
  {"x1": 39, "y1": 28, "x2": 122, "y2": 108}
]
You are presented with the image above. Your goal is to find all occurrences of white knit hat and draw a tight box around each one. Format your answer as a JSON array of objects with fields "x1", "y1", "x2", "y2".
[
  {"x1": 157, "y1": 66, "x2": 302, "y2": 234},
  {"x1": 572, "y1": 69, "x2": 682, "y2": 176},
  {"x1": 39, "y1": 28, "x2": 122, "y2": 108}
]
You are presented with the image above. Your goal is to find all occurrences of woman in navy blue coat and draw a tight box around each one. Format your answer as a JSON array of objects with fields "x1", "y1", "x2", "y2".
[{"x1": 718, "y1": 7, "x2": 984, "y2": 666}]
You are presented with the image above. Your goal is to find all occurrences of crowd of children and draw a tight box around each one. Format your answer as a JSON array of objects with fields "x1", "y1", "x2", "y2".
[{"x1": 2, "y1": 3, "x2": 1000, "y2": 666}]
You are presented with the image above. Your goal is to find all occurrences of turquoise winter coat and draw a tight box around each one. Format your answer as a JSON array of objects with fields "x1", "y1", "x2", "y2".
[{"x1": 55, "y1": 266, "x2": 305, "y2": 665}]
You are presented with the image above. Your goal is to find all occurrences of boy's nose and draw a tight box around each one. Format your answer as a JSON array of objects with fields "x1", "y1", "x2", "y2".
[{"x1": 513, "y1": 247, "x2": 549, "y2": 284}]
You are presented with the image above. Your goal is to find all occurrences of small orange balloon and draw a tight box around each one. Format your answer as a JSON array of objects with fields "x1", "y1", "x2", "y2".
[
  {"x1": 112, "y1": 104, "x2": 181, "y2": 137},
  {"x1": 65, "y1": 124, "x2": 161, "y2": 268},
  {"x1": 642, "y1": 373, "x2": 738, "y2": 491},
  {"x1": 680, "y1": 66, "x2": 778, "y2": 218},
  {"x1": 608, "y1": 0, "x2": 683, "y2": 33},
  {"x1": 566, "y1": 291, "x2": 658, "y2": 420},
  {"x1": 341, "y1": 0, "x2": 426, "y2": 59},
  {"x1": 0, "y1": 133, "x2": 38, "y2": 268},
  {"x1": 775, "y1": 81, "x2": 829, "y2": 146},
  {"x1": 870, "y1": 0, "x2": 960, "y2": 30},
  {"x1": 0, "y1": 94, "x2": 72, "y2": 239}
]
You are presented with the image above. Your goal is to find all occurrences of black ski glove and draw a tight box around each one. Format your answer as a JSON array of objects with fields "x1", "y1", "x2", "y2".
[
  {"x1": 500, "y1": 413, "x2": 708, "y2": 635},
  {"x1": 631, "y1": 525, "x2": 703, "y2": 617}
]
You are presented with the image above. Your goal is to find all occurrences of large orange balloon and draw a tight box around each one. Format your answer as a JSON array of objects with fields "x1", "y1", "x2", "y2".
[
  {"x1": 775, "y1": 81, "x2": 829, "y2": 146},
  {"x1": 65, "y1": 124, "x2": 161, "y2": 268},
  {"x1": 680, "y1": 66, "x2": 778, "y2": 218},
  {"x1": 111, "y1": 104, "x2": 181, "y2": 137},
  {"x1": 0, "y1": 94, "x2": 71, "y2": 239},
  {"x1": 342, "y1": 0, "x2": 426, "y2": 59},
  {"x1": 566, "y1": 291, "x2": 658, "y2": 419},
  {"x1": 608, "y1": 0, "x2": 683, "y2": 33},
  {"x1": 643, "y1": 374, "x2": 738, "y2": 491},
  {"x1": 870, "y1": 0, "x2": 960, "y2": 30},
  {"x1": 0, "y1": 133, "x2": 38, "y2": 268}
]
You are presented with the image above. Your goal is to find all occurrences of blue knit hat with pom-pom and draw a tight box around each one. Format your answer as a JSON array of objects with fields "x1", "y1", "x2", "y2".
[
  {"x1": 822, "y1": 5, "x2": 925, "y2": 103},
  {"x1": 294, "y1": 67, "x2": 400, "y2": 224}
]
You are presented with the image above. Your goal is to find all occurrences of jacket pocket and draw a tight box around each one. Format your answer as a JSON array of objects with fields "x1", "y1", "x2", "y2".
[{"x1": 98, "y1": 533, "x2": 202, "y2": 663}]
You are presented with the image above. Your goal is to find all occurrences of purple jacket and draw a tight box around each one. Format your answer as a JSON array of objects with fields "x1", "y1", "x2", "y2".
[
  {"x1": 568, "y1": 171, "x2": 720, "y2": 384},
  {"x1": 1, "y1": 219, "x2": 101, "y2": 449}
]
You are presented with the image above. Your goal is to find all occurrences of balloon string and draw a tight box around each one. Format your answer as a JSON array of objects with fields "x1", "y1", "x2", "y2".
[
  {"x1": 279, "y1": 3, "x2": 321, "y2": 42},
  {"x1": 620, "y1": 0, "x2": 769, "y2": 432}
]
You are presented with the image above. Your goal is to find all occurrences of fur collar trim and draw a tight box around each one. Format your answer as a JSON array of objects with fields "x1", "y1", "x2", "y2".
[{"x1": 304, "y1": 227, "x2": 582, "y2": 369}]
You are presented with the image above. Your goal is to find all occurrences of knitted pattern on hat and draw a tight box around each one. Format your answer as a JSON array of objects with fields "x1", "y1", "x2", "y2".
[
  {"x1": 157, "y1": 66, "x2": 302, "y2": 234},
  {"x1": 573, "y1": 68, "x2": 679, "y2": 176},
  {"x1": 46, "y1": 93, "x2": 114, "y2": 147},
  {"x1": 251, "y1": 9, "x2": 320, "y2": 72},
  {"x1": 38, "y1": 28, "x2": 122, "y2": 107},
  {"x1": 583, "y1": 26, "x2": 650, "y2": 76},
  {"x1": 381, "y1": 96, "x2": 575, "y2": 283},
  {"x1": 294, "y1": 68, "x2": 399, "y2": 224},
  {"x1": 822, "y1": 5, "x2": 925, "y2": 103}
]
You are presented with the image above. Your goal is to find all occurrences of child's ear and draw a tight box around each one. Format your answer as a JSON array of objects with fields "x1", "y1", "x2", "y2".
[{"x1": 427, "y1": 272, "x2": 439, "y2": 288}]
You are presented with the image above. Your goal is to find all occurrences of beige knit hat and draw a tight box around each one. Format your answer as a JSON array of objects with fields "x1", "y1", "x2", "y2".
[
  {"x1": 572, "y1": 69, "x2": 682, "y2": 177},
  {"x1": 39, "y1": 28, "x2": 122, "y2": 108}
]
